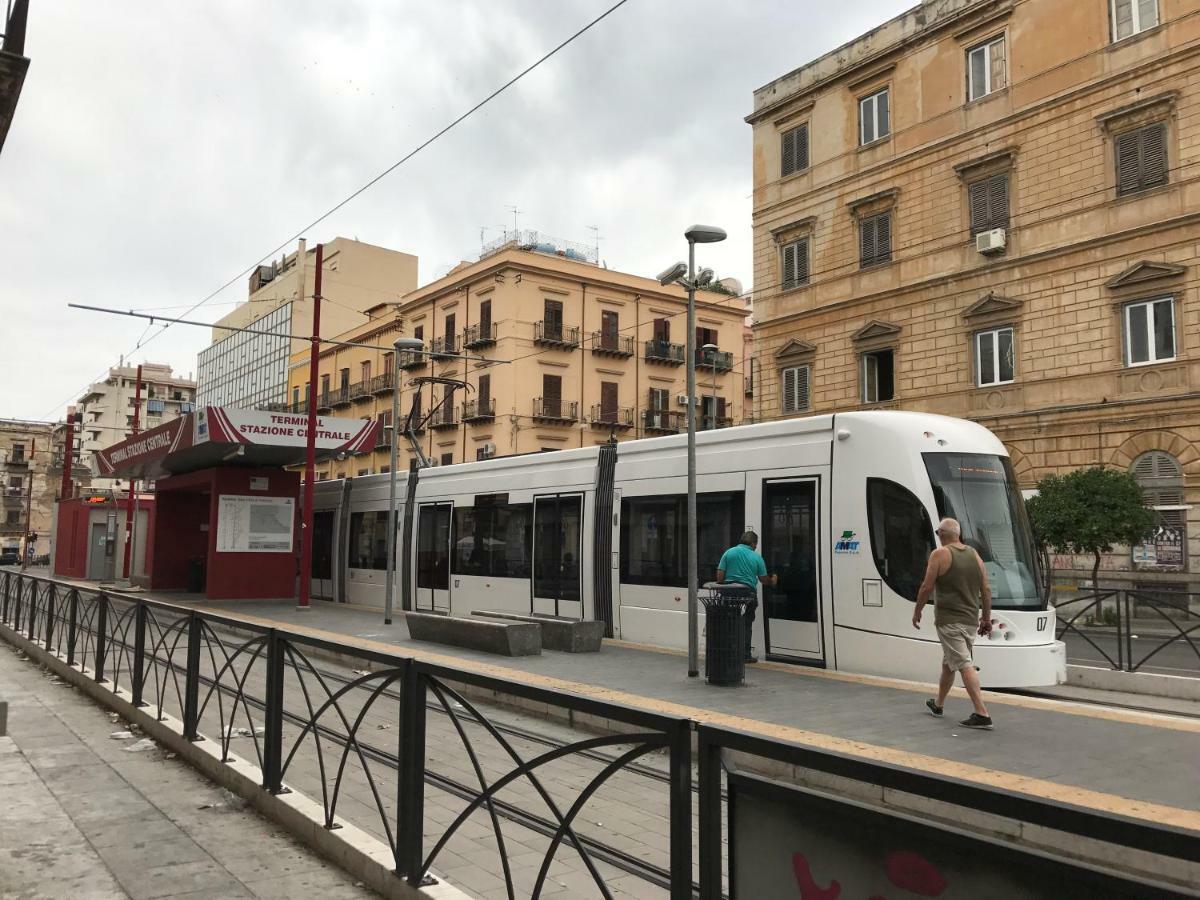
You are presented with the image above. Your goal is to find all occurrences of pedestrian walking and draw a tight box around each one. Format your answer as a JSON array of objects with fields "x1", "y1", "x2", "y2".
[
  {"x1": 912, "y1": 517, "x2": 994, "y2": 729},
  {"x1": 716, "y1": 531, "x2": 778, "y2": 663}
]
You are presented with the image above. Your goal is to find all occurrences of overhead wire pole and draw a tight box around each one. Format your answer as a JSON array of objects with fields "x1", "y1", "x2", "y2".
[
  {"x1": 298, "y1": 243, "x2": 323, "y2": 611},
  {"x1": 19, "y1": 438, "x2": 34, "y2": 573},
  {"x1": 121, "y1": 364, "x2": 143, "y2": 582}
]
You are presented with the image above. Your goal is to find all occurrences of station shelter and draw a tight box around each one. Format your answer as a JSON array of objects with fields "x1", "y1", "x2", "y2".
[{"x1": 53, "y1": 407, "x2": 379, "y2": 600}]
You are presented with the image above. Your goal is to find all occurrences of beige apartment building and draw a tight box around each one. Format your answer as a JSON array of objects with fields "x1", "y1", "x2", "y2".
[
  {"x1": 286, "y1": 239, "x2": 748, "y2": 478},
  {"x1": 0, "y1": 419, "x2": 54, "y2": 560},
  {"x1": 747, "y1": 0, "x2": 1200, "y2": 588},
  {"x1": 76, "y1": 363, "x2": 196, "y2": 490},
  {"x1": 197, "y1": 237, "x2": 418, "y2": 410}
]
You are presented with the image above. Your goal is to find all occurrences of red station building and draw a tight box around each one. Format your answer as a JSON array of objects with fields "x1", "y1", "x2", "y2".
[{"x1": 54, "y1": 407, "x2": 379, "y2": 600}]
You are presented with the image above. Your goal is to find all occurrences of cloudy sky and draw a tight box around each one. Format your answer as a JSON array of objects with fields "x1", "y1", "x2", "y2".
[{"x1": 1, "y1": 0, "x2": 911, "y2": 421}]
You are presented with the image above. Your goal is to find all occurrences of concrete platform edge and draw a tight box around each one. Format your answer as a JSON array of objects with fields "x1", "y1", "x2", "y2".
[
  {"x1": 1068, "y1": 664, "x2": 1200, "y2": 701},
  {"x1": 0, "y1": 622, "x2": 470, "y2": 900}
]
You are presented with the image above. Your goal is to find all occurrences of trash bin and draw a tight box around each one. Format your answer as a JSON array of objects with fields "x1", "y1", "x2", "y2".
[
  {"x1": 701, "y1": 583, "x2": 754, "y2": 685},
  {"x1": 186, "y1": 557, "x2": 206, "y2": 594}
]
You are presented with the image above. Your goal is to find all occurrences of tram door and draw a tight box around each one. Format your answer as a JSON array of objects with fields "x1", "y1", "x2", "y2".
[
  {"x1": 531, "y1": 494, "x2": 583, "y2": 619},
  {"x1": 416, "y1": 503, "x2": 452, "y2": 613},
  {"x1": 311, "y1": 510, "x2": 335, "y2": 600},
  {"x1": 760, "y1": 478, "x2": 822, "y2": 661}
]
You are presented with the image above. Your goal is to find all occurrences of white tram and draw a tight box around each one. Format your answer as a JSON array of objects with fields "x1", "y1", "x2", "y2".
[{"x1": 308, "y1": 411, "x2": 1065, "y2": 687}]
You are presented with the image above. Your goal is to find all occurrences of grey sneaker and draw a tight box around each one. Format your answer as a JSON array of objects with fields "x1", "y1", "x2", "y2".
[
  {"x1": 925, "y1": 699, "x2": 943, "y2": 717},
  {"x1": 960, "y1": 713, "x2": 993, "y2": 730}
]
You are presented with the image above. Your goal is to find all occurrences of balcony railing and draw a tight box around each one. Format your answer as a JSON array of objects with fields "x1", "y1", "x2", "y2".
[
  {"x1": 700, "y1": 416, "x2": 734, "y2": 430},
  {"x1": 533, "y1": 321, "x2": 580, "y2": 348},
  {"x1": 462, "y1": 398, "x2": 495, "y2": 422},
  {"x1": 316, "y1": 393, "x2": 334, "y2": 413},
  {"x1": 590, "y1": 405, "x2": 634, "y2": 428},
  {"x1": 431, "y1": 335, "x2": 458, "y2": 359},
  {"x1": 644, "y1": 340, "x2": 685, "y2": 365},
  {"x1": 696, "y1": 348, "x2": 734, "y2": 372},
  {"x1": 369, "y1": 372, "x2": 394, "y2": 395},
  {"x1": 376, "y1": 426, "x2": 392, "y2": 448},
  {"x1": 398, "y1": 350, "x2": 427, "y2": 370},
  {"x1": 429, "y1": 406, "x2": 459, "y2": 429},
  {"x1": 589, "y1": 331, "x2": 634, "y2": 357},
  {"x1": 532, "y1": 398, "x2": 579, "y2": 422},
  {"x1": 350, "y1": 380, "x2": 371, "y2": 402},
  {"x1": 463, "y1": 323, "x2": 496, "y2": 349},
  {"x1": 643, "y1": 410, "x2": 684, "y2": 433},
  {"x1": 330, "y1": 386, "x2": 353, "y2": 407}
]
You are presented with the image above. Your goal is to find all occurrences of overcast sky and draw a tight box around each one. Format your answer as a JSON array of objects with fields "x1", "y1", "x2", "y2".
[{"x1": 1, "y1": 0, "x2": 912, "y2": 422}]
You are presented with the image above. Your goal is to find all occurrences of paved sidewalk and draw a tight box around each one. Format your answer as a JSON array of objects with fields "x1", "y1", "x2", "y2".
[{"x1": 0, "y1": 642, "x2": 377, "y2": 900}]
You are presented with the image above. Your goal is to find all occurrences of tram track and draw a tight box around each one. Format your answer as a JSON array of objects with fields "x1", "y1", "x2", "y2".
[{"x1": 998, "y1": 687, "x2": 1200, "y2": 720}]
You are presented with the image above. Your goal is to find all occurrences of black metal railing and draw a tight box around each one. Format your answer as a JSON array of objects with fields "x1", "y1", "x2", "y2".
[
  {"x1": 1, "y1": 569, "x2": 1194, "y2": 899},
  {"x1": 330, "y1": 386, "x2": 352, "y2": 407},
  {"x1": 695, "y1": 348, "x2": 734, "y2": 372},
  {"x1": 1052, "y1": 588, "x2": 1200, "y2": 674},
  {"x1": 461, "y1": 398, "x2": 495, "y2": 421},
  {"x1": 643, "y1": 410, "x2": 684, "y2": 433},
  {"x1": 463, "y1": 323, "x2": 496, "y2": 348},
  {"x1": 590, "y1": 405, "x2": 634, "y2": 428},
  {"x1": 589, "y1": 332, "x2": 634, "y2": 357},
  {"x1": 429, "y1": 406, "x2": 458, "y2": 429},
  {"x1": 531, "y1": 398, "x2": 578, "y2": 421},
  {"x1": 316, "y1": 392, "x2": 335, "y2": 412},
  {"x1": 431, "y1": 336, "x2": 457, "y2": 358},
  {"x1": 533, "y1": 322, "x2": 580, "y2": 348},
  {"x1": 349, "y1": 380, "x2": 371, "y2": 402},
  {"x1": 397, "y1": 351, "x2": 427, "y2": 370},
  {"x1": 644, "y1": 340, "x2": 685, "y2": 364},
  {"x1": 369, "y1": 372, "x2": 394, "y2": 395}
]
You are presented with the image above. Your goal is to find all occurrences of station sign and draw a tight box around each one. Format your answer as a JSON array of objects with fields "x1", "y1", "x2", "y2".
[{"x1": 195, "y1": 407, "x2": 378, "y2": 454}]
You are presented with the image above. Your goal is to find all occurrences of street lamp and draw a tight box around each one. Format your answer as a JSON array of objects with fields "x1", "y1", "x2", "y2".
[
  {"x1": 385, "y1": 336, "x2": 424, "y2": 625},
  {"x1": 658, "y1": 223, "x2": 727, "y2": 677},
  {"x1": 701, "y1": 342, "x2": 719, "y2": 430}
]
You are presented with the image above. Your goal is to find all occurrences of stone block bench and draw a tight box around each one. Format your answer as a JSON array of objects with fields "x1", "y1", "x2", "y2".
[
  {"x1": 471, "y1": 611, "x2": 604, "y2": 653},
  {"x1": 405, "y1": 611, "x2": 541, "y2": 657}
]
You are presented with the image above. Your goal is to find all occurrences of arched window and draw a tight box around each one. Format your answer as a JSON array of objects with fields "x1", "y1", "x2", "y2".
[{"x1": 1131, "y1": 451, "x2": 1185, "y2": 529}]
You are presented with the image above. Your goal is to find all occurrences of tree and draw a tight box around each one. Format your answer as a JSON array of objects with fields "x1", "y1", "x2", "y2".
[{"x1": 1025, "y1": 467, "x2": 1156, "y2": 588}]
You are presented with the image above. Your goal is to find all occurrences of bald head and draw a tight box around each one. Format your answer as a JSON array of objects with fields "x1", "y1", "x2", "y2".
[{"x1": 936, "y1": 518, "x2": 961, "y2": 543}]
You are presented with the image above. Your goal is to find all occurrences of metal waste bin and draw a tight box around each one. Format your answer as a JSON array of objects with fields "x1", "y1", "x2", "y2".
[
  {"x1": 186, "y1": 558, "x2": 205, "y2": 594},
  {"x1": 701, "y1": 583, "x2": 754, "y2": 685}
]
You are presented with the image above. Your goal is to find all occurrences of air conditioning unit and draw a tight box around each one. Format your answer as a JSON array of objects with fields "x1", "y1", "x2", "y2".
[
  {"x1": 676, "y1": 393, "x2": 690, "y2": 407},
  {"x1": 976, "y1": 228, "x2": 1006, "y2": 255},
  {"x1": 481, "y1": 442, "x2": 496, "y2": 458}
]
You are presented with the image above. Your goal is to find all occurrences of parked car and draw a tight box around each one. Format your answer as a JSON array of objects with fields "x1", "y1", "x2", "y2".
[{"x1": 0, "y1": 549, "x2": 19, "y2": 566}]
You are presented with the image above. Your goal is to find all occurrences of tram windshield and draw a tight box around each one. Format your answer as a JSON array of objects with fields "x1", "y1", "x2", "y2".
[{"x1": 923, "y1": 453, "x2": 1043, "y2": 608}]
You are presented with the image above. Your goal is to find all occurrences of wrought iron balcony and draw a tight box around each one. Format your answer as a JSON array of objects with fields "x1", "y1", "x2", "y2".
[
  {"x1": 695, "y1": 348, "x2": 734, "y2": 372},
  {"x1": 316, "y1": 393, "x2": 334, "y2": 413},
  {"x1": 369, "y1": 372, "x2": 394, "y2": 396},
  {"x1": 463, "y1": 323, "x2": 496, "y2": 349},
  {"x1": 462, "y1": 398, "x2": 495, "y2": 422},
  {"x1": 590, "y1": 331, "x2": 634, "y2": 357},
  {"x1": 398, "y1": 350, "x2": 427, "y2": 370},
  {"x1": 330, "y1": 387, "x2": 353, "y2": 408},
  {"x1": 590, "y1": 405, "x2": 634, "y2": 428},
  {"x1": 700, "y1": 416, "x2": 734, "y2": 431},
  {"x1": 376, "y1": 426, "x2": 392, "y2": 448},
  {"x1": 643, "y1": 410, "x2": 684, "y2": 433},
  {"x1": 429, "y1": 406, "x2": 459, "y2": 430},
  {"x1": 350, "y1": 380, "x2": 371, "y2": 402},
  {"x1": 644, "y1": 340, "x2": 685, "y2": 365},
  {"x1": 532, "y1": 398, "x2": 579, "y2": 422},
  {"x1": 3, "y1": 455, "x2": 28, "y2": 467},
  {"x1": 431, "y1": 335, "x2": 458, "y2": 359},
  {"x1": 534, "y1": 321, "x2": 580, "y2": 349}
]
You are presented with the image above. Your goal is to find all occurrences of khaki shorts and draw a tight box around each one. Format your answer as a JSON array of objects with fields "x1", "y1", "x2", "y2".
[{"x1": 936, "y1": 623, "x2": 976, "y2": 672}]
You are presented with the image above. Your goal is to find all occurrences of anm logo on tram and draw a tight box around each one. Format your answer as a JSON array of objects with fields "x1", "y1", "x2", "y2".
[{"x1": 834, "y1": 530, "x2": 860, "y2": 553}]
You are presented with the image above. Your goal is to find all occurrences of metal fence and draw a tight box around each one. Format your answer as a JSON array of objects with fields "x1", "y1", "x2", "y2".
[
  {"x1": 2, "y1": 570, "x2": 1197, "y2": 899},
  {"x1": 1053, "y1": 589, "x2": 1200, "y2": 673}
]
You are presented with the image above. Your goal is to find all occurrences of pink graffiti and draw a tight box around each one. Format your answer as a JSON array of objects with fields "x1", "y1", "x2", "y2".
[
  {"x1": 791, "y1": 849, "x2": 947, "y2": 899},
  {"x1": 792, "y1": 852, "x2": 842, "y2": 900}
]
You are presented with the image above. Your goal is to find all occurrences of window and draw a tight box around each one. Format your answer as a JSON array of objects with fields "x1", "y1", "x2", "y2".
[
  {"x1": 862, "y1": 349, "x2": 894, "y2": 403},
  {"x1": 1115, "y1": 123, "x2": 1168, "y2": 196},
  {"x1": 967, "y1": 35, "x2": 1006, "y2": 101},
  {"x1": 600, "y1": 381, "x2": 619, "y2": 421},
  {"x1": 11, "y1": 443, "x2": 25, "y2": 462},
  {"x1": 347, "y1": 511, "x2": 389, "y2": 570},
  {"x1": 600, "y1": 310, "x2": 619, "y2": 350},
  {"x1": 1132, "y1": 451, "x2": 1187, "y2": 537},
  {"x1": 382, "y1": 351, "x2": 393, "y2": 373},
  {"x1": 414, "y1": 325, "x2": 424, "y2": 342},
  {"x1": 620, "y1": 492, "x2": 745, "y2": 587},
  {"x1": 968, "y1": 173, "x2": 1009, "y2": 236},
  {"x1": 339, "y1": 368, "x2": 350, "y2": 390},
  {"x1": 443, "y1": 314, "x2": 456, "y2": 352},
  {"x1": 440, "y1": 453, "x2": 454, "y2": 466},
  {"x1": 648, "y1": 387, "x2": 669, "y2": 411},
  {"x1": 1124, "y1": 297, "x2": 1174, "y2": 365},
  {"x1": 781, "y1": 365, "x2": 810, "y2": 414},
  {"x1": 542, "y1": 373, "x2": 563, "y2": 417},
  {"x1": 975, "y1": 327, "x2": 1015, "y2": 386},
  {"x1": 321, "y1": 374, "x2": 330, "y2": 394},
  {"x1": 477, "y1": 373, "x2": 491, "y2": 404},
  {"x1": 5, "y1": 510, "x2": 20, "y2": 525},
  {"x1": 8, "y1": 475, "x2": 22, "y2": 488},
  {"x1": 652, "y1": 318, "x2": 670, "y2": 343},
  {"x1": 866, "y1": 479, "x2": 935, "y2": 602},
  {"x1": 543, "y1": 299, "x2": 564, "y2": 341},
  {"x1": 292, "y1": 387, "x2": 300, "y2": 407},
  {"x1": 781, "y1": 238, "x2": 810, "y2": 289},
  {"x1": 859, "y1": 212, "x2": 892, "y2": 267},
  {"x1": 533, "y1": 495, "x2": 583, "y2": 602},
  {"x1": 1111, "y1": 0, "x2": 1158, "y2": 40},
  {"x1": 357, "y1": 468, "x2": 369, "y2": 477},
  {"x1": 479, "y1": 299, "x2": 492, "y2": 331},
  {"x1": 859, "y1": 88, "x2": 890, "y2": 145},
  {"x1": 360, "y1": 360, "x2": 371, "y2": 382},
  {"x1": 781, "y1": 123, "x2": 809, "y2": 176},
  {"x1": 452, "y1": 495, "x2": 531, "y2": 578}
]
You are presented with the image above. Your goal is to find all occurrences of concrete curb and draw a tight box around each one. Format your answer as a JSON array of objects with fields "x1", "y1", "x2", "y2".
[
  {"x1": 0, "y1": 622, "x2": 469, "y2": 900},
  {"x1": 1067, "y1": 664, "x2": 1200, "y2": 701}
]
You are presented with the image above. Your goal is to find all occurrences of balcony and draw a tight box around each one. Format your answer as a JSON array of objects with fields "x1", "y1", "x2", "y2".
[
  {"x1": 3, "y1": 488, "x2": 25, "y2": 506},
  {"x1": 4, "y1": 455, "x2": 28, "y2": 467},
  {"x1": 534, "y1": 321, "x2": 580, "y2": 349},
  {"x1": 398, "y1": 350, "x2": 427, "y2": 370},
  {"x1": 462, "y1": 398, "x2": 495, "y2": 422},
  {"x1": 700, "y1": 416, "x2": 734, "y2": 431},
  {"x1": 330, "y1": 387, "x2": 353, "y2": 408},
  {"x1": 431, "y1": 335, "x2": 458, "y2": 360},
  {"x1": 429, "y1": 406, "x2": 459, "y2": 430},
  {"x1": 376, "y1": 427, "x2": 392, "y2": 448},
  {"x1": 696, "y1": 348, "x2": 734, "y2": 372},
  {"x1": 590, "y1": 331, "x2": 634, "y2": 357},
  {"x1": 643, "y1": 410, "x2": 684, "y2": 433},
  {"x1": 590, "y1": 405, "x2": 634, "y2": 429},
  {"x1": 532, "y1": 398, "x2": 579, "y2": 422},
  {"x1": 370, "y1": 372, "x2": 395, "y2": 396},
  {"x1": 316, "y1": 393, "x2": 334, "y2": 413},
  {"x1": 350, "y1": 380, "x2": 372, "y2": 402},
  {"x1": 644, "y1": 340, "x2": 685, "y2": 365},
  {"x1": 463, "y1": 323, "x2": 496, "y2": 349}
]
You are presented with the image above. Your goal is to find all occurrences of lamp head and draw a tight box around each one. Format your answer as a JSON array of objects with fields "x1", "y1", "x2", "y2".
[
  {"x1": 394, "y1": 337, "x2": 424, "y2": 352},
  {"x1": 656, "y1": 262, "x2": 688, "y2": 286},
  {"x1": 684, "y1": 224, "x2": 727, "y2": 244}
]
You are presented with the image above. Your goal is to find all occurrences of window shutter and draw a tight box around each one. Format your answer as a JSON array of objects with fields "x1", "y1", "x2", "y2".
[
  {"x1": 797, "y1": 365, "x2": 810, "y2": 411},
  {"x1": 796, "y1": 124, "x2": 809, "y2": 172},
  {"x1": 782, "y1": 367, "x2": 796, "y2": 413},
  {"x1": 796, "y1": 238, "x2": 809, "y2": 284},
  {"x1": 782, "y1": 242, "x2": 797, "y2": 290},
  {"x1": 478, "y1": 374, "x2": 490, "y2": 404},
  {"x1": 876, "y1": 213, "x2": 892, "y2": 262},
  {"x1": 716, "y1": 397, "x2": 727, "y2": 424},
  {"x1": 990, "y1": 38, "x2": 1006, "y2": 91},
  {"x1": 860, "y1": 217, "x2": 876, "y2": 266},
  {"x1": 989, "y1": 173, "x2": 1009, "y2": 228},
  {"x1": 1141, "y1": 122, "x2": 1168, "y2": 189},
  {"x1": 781, "y1": 128, "x2": 796, "y2": 176},
  {"x1": 969, "y1": 180, "x2": 989, "y2": 235},
  {"x1": 1115, "y1": 130, "x2": 1140, "y2": 194},
  {"x1": 1114, "y1": 0, "x2": 1134, "y2": 40}
]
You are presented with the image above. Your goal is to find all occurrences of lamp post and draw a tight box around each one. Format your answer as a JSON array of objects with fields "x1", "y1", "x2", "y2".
[
  {"x1": 701, "y1": 342, "x2": 718, "y2": 430},
  {"x1": 658, "y1": 224, "x2": 726, "y2": 677},
  {"x1": 385, "y1": 337, "x2": 425, "y2": 625}
]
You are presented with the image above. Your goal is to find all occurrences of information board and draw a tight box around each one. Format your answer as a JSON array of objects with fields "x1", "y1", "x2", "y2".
[{"x1": 215, "y1": 495, "x2": 295, "y2": 553}]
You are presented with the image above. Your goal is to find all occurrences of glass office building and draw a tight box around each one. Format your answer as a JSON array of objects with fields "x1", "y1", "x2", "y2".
[{"x1": 196, "y1": 303, "x2": 292, "y2": 409}]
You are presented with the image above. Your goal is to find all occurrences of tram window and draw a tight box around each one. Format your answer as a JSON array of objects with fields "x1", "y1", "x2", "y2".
[
  {"x1": 533, "y1": 495, "x2": 582, "y2": 602},
  {"x1": 347, "y1": 510, "x2": 389, "y2": 571},
  {"x1": 620, "y1": 492, "x2": 744, "y2": 587},
  {"x1": 866, "y1": 479, "x2": 934, "y2": 602},
  {"x1": 451, "y1": 496, "x2": 531, "y2": 579}
]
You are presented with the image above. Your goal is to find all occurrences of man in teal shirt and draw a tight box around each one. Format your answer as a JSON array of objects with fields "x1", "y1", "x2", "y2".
[{"x1": 716, "y1": 531, "x2": 778, "y2": 662}]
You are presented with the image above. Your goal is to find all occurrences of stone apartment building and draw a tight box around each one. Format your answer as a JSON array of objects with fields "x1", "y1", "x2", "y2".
[
  {"x1": 0, "y1": 419, "x2": 54, "y2": 560},
  {"x1": 76, "y1": 363, "x2": 196, "y2": 490},
  {"x1": 197, "y1": 237, "x2": 418, "y2": 410},
  {"x1": 285, "y1": 235, "x2": 748, "y2": 477},
  {"x1": 747, "y1": 0, "x2": 1200, "y2": 588}
]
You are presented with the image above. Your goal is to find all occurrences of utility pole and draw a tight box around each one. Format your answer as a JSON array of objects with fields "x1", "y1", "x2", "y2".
[
  {"x1": 297, "y1": 243, "x2": 322, "y2": 610},
  {"x1": 19, "y1": 438, "x2": 34, "y2": 572},
  {"x1": 59, "y1": 411, "x2": 76, "y2": 501},
  {"x1": 121, "y1": 364, "x2": 143, "y2": 581}
]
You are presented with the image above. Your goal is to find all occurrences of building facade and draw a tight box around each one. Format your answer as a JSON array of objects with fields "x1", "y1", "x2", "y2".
[
  {"x1": 0, "y1": 418, "x2": 53, "y2": 561},
  {"x1": 197, "y1": 237, "x2": 418, "y2": 410},
  {"x1": 286, "y1": 242, "x2": 749, "y2": 478},
  {"x1": 747, "y1": 0, "x2": 1200, "y2": 588},
  {"x1": 76, "y1": 363, "x2": 196, "y2": 490}
]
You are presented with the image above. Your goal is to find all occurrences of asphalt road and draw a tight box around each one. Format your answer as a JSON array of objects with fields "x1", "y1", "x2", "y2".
[{"x1": 1062, "y1": 630, "x2": 1199, "y2": 677}]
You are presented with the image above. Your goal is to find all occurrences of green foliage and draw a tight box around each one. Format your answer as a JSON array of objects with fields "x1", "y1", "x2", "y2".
[
  {"x1": 1026, "y1": 467, "x2": 1156, "y2": 582},
  {"x1": 700, "y1": 279, "x2": 738, "y2": 296}
]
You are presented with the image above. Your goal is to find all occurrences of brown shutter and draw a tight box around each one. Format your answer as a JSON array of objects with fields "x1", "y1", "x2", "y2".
[
  {"x1": 877, "y1": 213, "x2": 891, "y2": 261},
  {"x1": 989, "y1": 173, "x2": 1010, "y2": 228},
  {"x1": 716, "y1": 397, "x2": 727, "y2": 426},
  {"x1": 478, "y1": 373, "x2": 490, "y2": 404},
  {"x1": 782, "y1": 242, "x2": 797, "y2": 289},
  {"x1": 600, "y1": 382, "x2": 617, "y2": 419},
  {"x1": 860, "y1": 217, "x2": 876, "y2": 266},
  {"x1": 796, "y1": 124, "x2": 809, "y2": 171},
  {"x1": 796, "y1": 238, "x2": 809, "y2": 284},
  {"x1": 1115, "y1": 130, "x2": 1142, "y2": 195},
  {"x1": 1141, "y1": 122, "x2": 1168, "y2": 189},
  {"x1": 479, "y1": 299, "x2": 491, "y2": 330},
  {"x1": 990, "y1": 37, "x2": 1006, "y2": 90},
  {"x1": 602, "y1": 310, "x2": 618, "y2": 341},
  {"x1": 781, "y1": 128, "x2": 796, "y2": 177},
  {"x1": 969, "y1": 180, "x2": 989, "y2": 235}
]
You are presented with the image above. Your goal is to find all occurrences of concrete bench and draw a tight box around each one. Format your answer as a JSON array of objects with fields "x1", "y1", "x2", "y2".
[
  {"x1": 405, "y1": 611, "x2": 541, "y2": 657},
  {"x1": 471, "y1": 611, "x2": 605, "y2": 653}
]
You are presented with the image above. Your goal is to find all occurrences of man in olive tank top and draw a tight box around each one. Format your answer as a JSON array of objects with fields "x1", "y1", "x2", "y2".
[{"x1": 912, "y1": 517, "x2": 994, "y2": 729}]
